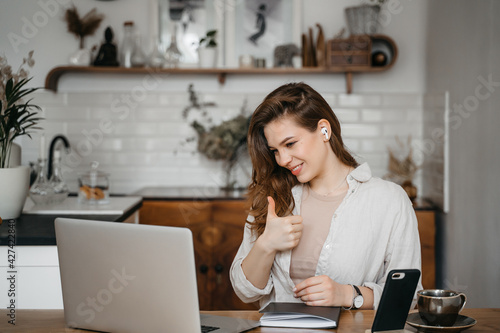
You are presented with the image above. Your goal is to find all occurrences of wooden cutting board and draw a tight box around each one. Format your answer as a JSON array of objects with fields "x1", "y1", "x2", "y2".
[
  {"x1": 302, "y1": 33, "x2": 309, "y2": 67},
  {"x1": 316, "y1": 23, "x2": 325, "y2": 67},
  {"x1": 308, "y1": 27, "x2": 317, "y2": 67}
]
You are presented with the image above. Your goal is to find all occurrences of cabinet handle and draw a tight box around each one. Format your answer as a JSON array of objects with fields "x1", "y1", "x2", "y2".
[
  {"x1": 215, "y1": 264, "x2": 223, "y2": 285},
  {"x1": 199, "y1": 264, "x2": 209, "y2": 274},
  {"x1": 347, "y1": 56, "x2": 353, "y2": 64}
]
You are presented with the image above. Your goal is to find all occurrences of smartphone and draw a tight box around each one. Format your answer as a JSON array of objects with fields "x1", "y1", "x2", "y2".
[{"x1": 371, "y1": 269, "x2": 421, "y2": 332}]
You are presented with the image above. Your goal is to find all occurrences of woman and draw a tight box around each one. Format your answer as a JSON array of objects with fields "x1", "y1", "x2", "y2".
[{"x1": 230, "y1": 82, "x2": 422, "y2": 310}]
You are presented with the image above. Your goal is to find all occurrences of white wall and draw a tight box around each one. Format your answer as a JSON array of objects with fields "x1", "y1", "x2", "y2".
[
  {"x1": 22, "y1": 90, "x2": 425, "y2": 195},
  {"x1": 425, "y1": 0, "x2": 500, "y2": 307}
]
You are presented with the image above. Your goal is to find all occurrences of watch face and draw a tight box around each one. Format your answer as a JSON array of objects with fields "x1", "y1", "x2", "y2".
[{"x1": 354, "y1": 295, "x2": 364, "y2": 308}]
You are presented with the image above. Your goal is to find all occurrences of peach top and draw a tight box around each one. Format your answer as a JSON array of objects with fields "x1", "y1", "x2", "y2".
[{"x1": 290, "y1": 185, "x2": 347, "y2": 285}]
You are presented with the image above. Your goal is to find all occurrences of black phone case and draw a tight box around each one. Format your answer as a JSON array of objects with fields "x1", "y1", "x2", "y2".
[{"x1": 371, "y1": 269, "x2": 421, "y2": 332}]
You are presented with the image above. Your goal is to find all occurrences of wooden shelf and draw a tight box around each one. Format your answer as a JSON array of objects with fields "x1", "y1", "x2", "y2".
[
  {"x1": 45, "y1": 35, "x2": 397, "y2": 93},
  {"x1": 45, "y1": 66, "x2": 390, "y2": 93}
]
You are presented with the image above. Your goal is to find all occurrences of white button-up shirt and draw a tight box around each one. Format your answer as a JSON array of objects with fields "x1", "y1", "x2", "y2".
[{"x1": 230, "y1": 163, "x2": 422, "y2": 309}]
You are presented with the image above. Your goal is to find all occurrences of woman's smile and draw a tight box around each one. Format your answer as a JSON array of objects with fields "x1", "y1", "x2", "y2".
[{"x1": 290, "y1": 163, "x2": 303, "y2": 176}]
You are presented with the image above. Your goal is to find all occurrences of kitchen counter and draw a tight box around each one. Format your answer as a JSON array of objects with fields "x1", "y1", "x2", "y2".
[
  {"x1": 0, "y1": 196, "x2": 142, "y2": 246},
  {"x1": 132, "y1": 186, "x2": 437, "y2": 210},
  {"x1": 133, "y1": 186, "x2": 247, "y2": 200}
]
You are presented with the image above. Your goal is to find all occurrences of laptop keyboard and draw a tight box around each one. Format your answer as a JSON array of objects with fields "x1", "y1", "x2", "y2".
[{"x1": 201, "y1": 325, "x2": 220, "y2": 333}]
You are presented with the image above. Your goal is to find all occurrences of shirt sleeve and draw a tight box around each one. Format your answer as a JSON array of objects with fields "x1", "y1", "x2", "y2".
[
  {"x1": 363, "y1": 187, "x2": 423, "y2": 310},
  {"x1": 229, "y1": 216, "x2": 274, "y2": 303}
]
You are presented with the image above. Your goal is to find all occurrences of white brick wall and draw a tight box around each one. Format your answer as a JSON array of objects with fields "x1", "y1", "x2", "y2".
[{"x1": 19, "y1": 89, "x2": 442, "y2": 197}]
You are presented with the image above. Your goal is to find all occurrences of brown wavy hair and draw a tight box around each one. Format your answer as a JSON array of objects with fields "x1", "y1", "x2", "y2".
[{"x1": 247, "y1": 82, "x2": 358, "y2": 236}]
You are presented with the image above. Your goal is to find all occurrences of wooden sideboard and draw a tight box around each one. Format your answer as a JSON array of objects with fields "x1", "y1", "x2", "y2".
[
  {"x1": 139, "y1": 200, "x2": 436, "y2": 310},
  {"x1": 139, "y1": 199, "x2": 258, "y2": 311}
]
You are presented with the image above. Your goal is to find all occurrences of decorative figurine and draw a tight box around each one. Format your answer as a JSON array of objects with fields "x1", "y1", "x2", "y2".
[
  {"x1": 93, "y1": 27, "x2": 119, "y2": 67},
  {"x1": 273, "y1": 43, "x2": 300, "y2": 68}
]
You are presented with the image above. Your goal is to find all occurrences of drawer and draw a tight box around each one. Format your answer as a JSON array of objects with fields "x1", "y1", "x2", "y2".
[
  {"x1": 329, "y1": 54, "x2": 371, "y2": 66},
  {"x1": 329, "y1": 37, "x2": 371, "y2": 52}
]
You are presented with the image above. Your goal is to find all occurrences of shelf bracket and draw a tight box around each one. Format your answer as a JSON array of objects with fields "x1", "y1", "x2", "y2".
[
  {"x1": 217, "y1": 73, "x2": 227, "y2": 85},
  {"x1": 345, "y1": 72, "x2": 353, "y2": 94}
]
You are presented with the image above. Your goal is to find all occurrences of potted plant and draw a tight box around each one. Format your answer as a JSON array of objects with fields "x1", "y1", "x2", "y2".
[
  {"x1": 198, "y1": 29, "x2": 218, "y2": 68},
  {"x1": 0, "y1": 51, "x2": 42, "y2": 220}
]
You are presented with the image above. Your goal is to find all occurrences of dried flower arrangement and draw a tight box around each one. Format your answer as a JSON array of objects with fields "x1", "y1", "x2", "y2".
[
  {"x1": 64, "y1": 5, "x2": 104, "y2": 49},
  {"x1": 179, "y1": 84, "x2": 251, "y2": 189},
  {"x1": 0, "y1": 51, "x2": 42, "y2": 168},
  {"x1": 384, "y1": 135, "x2": 420, "y2": 202}
]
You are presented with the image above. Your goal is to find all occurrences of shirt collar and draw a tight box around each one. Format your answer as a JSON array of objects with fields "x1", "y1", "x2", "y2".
[{"x1": 349, "y1": 162, "x2": 372, "y2": 183}]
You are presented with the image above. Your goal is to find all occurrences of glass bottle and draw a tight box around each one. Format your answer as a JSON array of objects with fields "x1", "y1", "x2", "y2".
[
  {"x1": 49, "y1": 150, "x2": 69, "y2": 203},
  {"x1": 148, "y1": 35, "x2": 166, "y2": 68},
  {"x1": 29, "y1": 158, "x2": 55, "y2": 205},
  {"x1": 131, "y1": 35, "x2": 146, "y2": 67},
  {"x1": 164, "y1": 22, "x2": 182, "y2": 68},
  {"x1": 120, "y1": 21, "x2": 136, "y2": 68}
]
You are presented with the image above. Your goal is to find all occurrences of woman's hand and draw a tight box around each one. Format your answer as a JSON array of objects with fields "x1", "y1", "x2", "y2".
[
  {"x1": 293, "y1": 275, "x2": 352, "y2": 307},
  {"x1": 258, "y1": 196, "x2": 303, "y2": 253}
]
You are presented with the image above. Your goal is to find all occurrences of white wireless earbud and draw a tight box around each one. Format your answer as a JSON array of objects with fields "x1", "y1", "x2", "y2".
[{"x1": 321, "y1": 127, "x2": 329, "y2": 140}]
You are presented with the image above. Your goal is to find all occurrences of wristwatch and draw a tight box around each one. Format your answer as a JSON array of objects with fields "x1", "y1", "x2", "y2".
[{"x1": 352, "y1": 285, "x2": 364, "y2": 309}]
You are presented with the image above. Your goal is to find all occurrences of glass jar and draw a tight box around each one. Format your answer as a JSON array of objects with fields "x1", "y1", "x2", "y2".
[
  {"x1": 120, "y1": 21, "x2": 136, "y2": 68},
  {"x1": 78, "y1": 161, "x2": 109, "y2": 204}
]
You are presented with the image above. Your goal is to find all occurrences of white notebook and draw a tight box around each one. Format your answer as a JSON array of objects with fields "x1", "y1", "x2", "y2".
[{"x1": 259, "y1": 302, "x2": 340, "y2": 329}]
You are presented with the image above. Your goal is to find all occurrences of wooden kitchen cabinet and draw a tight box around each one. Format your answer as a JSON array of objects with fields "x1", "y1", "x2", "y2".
[
  {"x1": 139, "y1": 199, "x2": 258, "y2": 311},
  {"x1": 415, "y1": 210, "x2": 436, "y2": 289}
]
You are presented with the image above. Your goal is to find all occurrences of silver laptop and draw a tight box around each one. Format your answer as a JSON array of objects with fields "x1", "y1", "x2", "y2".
[{"x1": 55, "y1": 217, "x2": 259, "y2": 333}]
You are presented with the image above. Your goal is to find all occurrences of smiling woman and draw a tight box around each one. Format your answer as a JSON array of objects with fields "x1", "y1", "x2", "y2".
[{"x1": 230, "y1": 82, "x2": 423, "y2": 311}]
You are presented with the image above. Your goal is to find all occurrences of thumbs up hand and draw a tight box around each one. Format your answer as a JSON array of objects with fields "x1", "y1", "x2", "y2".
[{"x1": 259, "y1": 196, "x2": 303, "y2": 252}]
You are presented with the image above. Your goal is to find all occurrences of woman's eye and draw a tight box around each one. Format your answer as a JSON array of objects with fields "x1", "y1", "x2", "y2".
[
  {"x1": 270, "y1": 149, "x2": 278, "y2": 155},
  {"x1": 286, "y1": 142, "x2": 296, "y2": 148}
]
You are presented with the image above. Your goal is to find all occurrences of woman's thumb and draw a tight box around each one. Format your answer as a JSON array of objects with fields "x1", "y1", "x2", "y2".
[{"x1": 267, "y1": 196, "x2": 278, "y2": 218}]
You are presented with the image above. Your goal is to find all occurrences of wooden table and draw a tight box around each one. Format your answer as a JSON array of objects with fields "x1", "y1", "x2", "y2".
[{"x1": 0, "y1": 308, "x2": 498, "y2": 332}]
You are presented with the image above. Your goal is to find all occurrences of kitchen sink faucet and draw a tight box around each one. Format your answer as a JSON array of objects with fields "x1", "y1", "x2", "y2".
[{"x1": 48, "y1": 135, "x2": 71, "y2": 180}]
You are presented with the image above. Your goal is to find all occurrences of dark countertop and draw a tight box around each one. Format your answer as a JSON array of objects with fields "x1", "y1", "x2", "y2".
[
  {"x1": 132, "y1": 186, "x2": 437, "y2": 210},
  {"x1": 0, "y1": 197, "x2": 142, "y2": 246},
  {"x1": 132, "y1": 186, "x2": 247, "y2": 201}
]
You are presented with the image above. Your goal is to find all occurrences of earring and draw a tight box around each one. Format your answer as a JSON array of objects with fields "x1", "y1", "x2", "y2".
[{"x1": 321, "y1": 127, "x2": 329, "y2": 140}]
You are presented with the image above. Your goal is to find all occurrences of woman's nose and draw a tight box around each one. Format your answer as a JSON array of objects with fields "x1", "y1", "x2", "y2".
[{"x1": 276, "y1": 150, "x2": 292, "y2": 167}]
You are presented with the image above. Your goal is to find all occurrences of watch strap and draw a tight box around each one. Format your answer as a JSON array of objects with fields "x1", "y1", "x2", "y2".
[
  {"x1": 353, "y1": 285, "x2": 362, "y2": 297},
  {"x1": 352, "y1": 285, "x2": 363, "y2": 309}
]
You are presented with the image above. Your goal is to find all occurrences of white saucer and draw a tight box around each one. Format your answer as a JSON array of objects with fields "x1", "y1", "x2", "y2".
[{"x1": 406, "y1": 313, "x2": 476, "y2": 333}]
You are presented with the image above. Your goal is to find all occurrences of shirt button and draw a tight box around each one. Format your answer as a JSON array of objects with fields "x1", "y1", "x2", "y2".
[
  {"x1": 325, "y1": 244, "x2": 331, "y2": 249},
  {"x1": 333, "y1": 213, "x2": 337, "y2": 219},
  {"x1": 351, "y1": 189, "x2": 355, "y2": 193}
]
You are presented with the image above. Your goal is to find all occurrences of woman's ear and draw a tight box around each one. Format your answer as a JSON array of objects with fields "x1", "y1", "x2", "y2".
[{"x1": 317, "y1": 119, "x2": 331, "y2": 141}]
